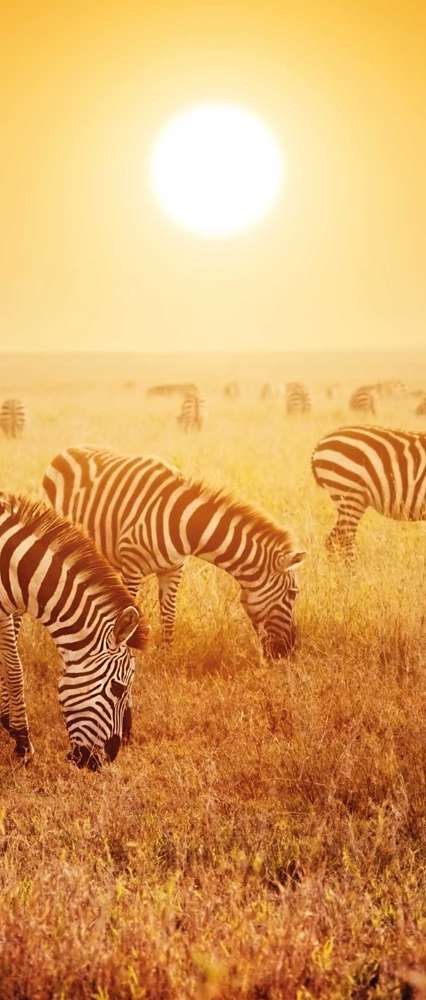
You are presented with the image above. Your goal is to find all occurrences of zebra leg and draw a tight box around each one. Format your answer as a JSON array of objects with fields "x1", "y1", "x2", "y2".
[
  {"x1": 158, "y1": 565, "x2": 185, "y2": 643},
  {"x1": 325, "y1": 494, "x2": 367, "y2": 561},
  {"x1": 0, "y1": 615, "x2": 34, "y2": 760},
  {"x1": 0, "y1": 615, "x2": 22, "y2": 733}
]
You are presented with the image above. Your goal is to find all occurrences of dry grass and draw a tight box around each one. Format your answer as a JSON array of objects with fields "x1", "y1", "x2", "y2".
[{"x1": 1, "y1": 352, "x2": 426, "y2": 999}]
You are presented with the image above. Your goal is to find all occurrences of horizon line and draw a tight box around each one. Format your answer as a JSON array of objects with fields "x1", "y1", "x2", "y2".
[{"x1": 1, "y1": 347, "x2": 425, "y2": 356}]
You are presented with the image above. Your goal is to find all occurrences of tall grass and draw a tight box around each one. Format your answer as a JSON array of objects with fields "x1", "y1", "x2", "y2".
[{"x1": 1, "y1": 353, "x2": 426, "y2": 998}]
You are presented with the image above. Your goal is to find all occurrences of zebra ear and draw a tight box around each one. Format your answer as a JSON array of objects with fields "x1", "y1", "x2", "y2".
[
  {"x1": 274, "y1": 549, "x2": 306, "y2": 573},
  {"x1": 286, "y1": 550, "x2": 306, "y2": 571},
  {"x1": 113, "y1": 606, "x2": 141, "y2": 646}
]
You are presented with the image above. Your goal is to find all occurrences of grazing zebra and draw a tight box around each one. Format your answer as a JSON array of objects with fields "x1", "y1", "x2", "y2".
[
  {"x1": 177, "y1": 392, "x2": 206, "y2": 431},
  {"x1": 375, "y1": 380, "x2": 407, "y2": 399},
  {"x1": 349, "y1": 386, "x2": 376, "y2": 415},
  {"x1": 0, "y1": 399, "x2": 26, "y2": 438},
  {"x1": 285, "y1": 383, "x2": 311, "y2": 415},
  {"x1": 311, "y1": 425, "x2": 426, "y2": 559},
  {"x1": 43, "y1": 447, "x2": 306, "y2": 659},
  {"x1": 0, "y1": 494, "x2": 148, "y2": 768},
  {"x1": 146, "y1": 383, "x2": 198, "y2": 398},
  {"x1": 415, "y1": 396, "x2": 426, "y2": 416},
  {"x1": 224, "y1": 382, "x2": 240, "y2": 399},
  {"x1": 260, "y1": 383, "x2": 275, "y2": 400}
]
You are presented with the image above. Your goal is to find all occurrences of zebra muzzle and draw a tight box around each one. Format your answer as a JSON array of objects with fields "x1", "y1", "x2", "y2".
[
  {"x1": 67, "y1": 744, "x2": 103, "y2": 771},
  {"x1": 262, "y1": 628, "x2": 296, "y2": 661}
]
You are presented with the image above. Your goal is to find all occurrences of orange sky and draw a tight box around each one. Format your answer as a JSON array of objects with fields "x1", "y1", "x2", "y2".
[{"x1": 2, "y1": 0, "x2": 426, "y2": 352}]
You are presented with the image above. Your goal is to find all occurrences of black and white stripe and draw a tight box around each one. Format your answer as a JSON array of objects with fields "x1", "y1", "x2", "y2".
[
  {"x1": 0, "y1": 400, "x2": 27, "y2": 438},
  {"x1": 0, "y1": 495, "x2": 148, "y2": 768},
  {"x1": 312, "y1": 425, "x2": 426, "y2": 558},
  {"x1": 177, "y1": 392, "x2": 206, "y2": 431},
  {"x1": 285, "y1": 383, "x2": 311, "y2": 415},
  {"x1": 349, "y1": 386, "x2": 376, "y2": 415},
  {"x1": 43, "y1": 447, "x2": 305, "y2": 660}
]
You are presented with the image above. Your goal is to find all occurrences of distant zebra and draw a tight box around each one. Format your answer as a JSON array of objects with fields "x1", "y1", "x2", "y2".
[
  {"x1": 415, "y1": 396, "x2": 426, "y2": 416},
  {"x1": 0, "y1": 399, "x2": 26, "y2": 438},
  {"x1": 43, "y1": 447, "x2": 306, "y2": 659},
  {"x1": 224, "y1": 382, "x2": 240, "y2": 399},
  {"x1": 375, "y1": 380, "x2": 407, "y2": 399},
  {"x1": 260, "y1": 383, "x2": 274, "y2": 400},
  {"x1": 177, "y1": 392, "x2": 206, "y2": 431},
  {"x1": 0, "y1": 495, "x2": 148, "y2": 768},
  {"x1": 349, "y1": 386, "x2": 376, "y2": 415},
  {"x1": 146, "y1": 383, "x2": 198, "y2": 398},
  {"x1": 325, "y1": 383, "x2": 340, "y2": 400},
  {"x1": 285, "y1": 383, "x2": 311, "y2": 415},
  {"x1": 311, "y1": 425, "x2": 426, "y2": 559}
]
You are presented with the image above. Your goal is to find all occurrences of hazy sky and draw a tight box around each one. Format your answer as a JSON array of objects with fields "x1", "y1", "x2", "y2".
[{"x1": 2, "y1": 1, "x2": 426, "y2": 352}]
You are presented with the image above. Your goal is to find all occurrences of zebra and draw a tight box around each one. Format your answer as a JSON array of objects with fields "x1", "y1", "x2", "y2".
[
  {"x1": 224, "y1": 382, "x2": 240, "y2": 399},
  {"x1": 177, "y1": 392, "x2": 206, "y2": 431},
  {"x1": 0, "y1": 399, "x2": 27, "y2": 438},
  {"x1": 325, "y1": 383, "x2": 340, "y2": 400},
  {"x1": 311, "y1": 425, "x2": 426, "y2": 559},
  {"x1": 0, "y1": 494, "x2": 148, "y2": 768},
  {"x1": 375, "y1": 380, "x2": 407, "y2": 400},
  {"x1": 349, "y1": 386, "x2": 376, "y2": 415},
  {"x1": 43, "y1": 447, "x2": 306, "y2": 660},
  {"x1": 146, "y1": 383, "x2": 198, "y2": 398},
  {"x1": 285, "y1": 383, "x2": 311, "y2": 415}
]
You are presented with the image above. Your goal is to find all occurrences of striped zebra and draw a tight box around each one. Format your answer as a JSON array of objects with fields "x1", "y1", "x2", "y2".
[
  {"x1": 224, "y1": 382, "x2": 240, "y2": 399},
  {"x1": 375, "y1": 380, "x2": 407, "y2": 400},
  {"x1": 311, "y1": 425, "x2": 426, "y2": 559},
  {"x1": 0, "y1": 494, "x2": 148, "y2": 769},
  {"x1": 0, "y1": 399, "x2": 27, "y2": 438},
  {"x1": 177, "y1": 392, "x2": 206, "y2": 431},
  {"x1": 349, "y1": 386, "x2": 376, "y2": 415},
  {"x1": 43, "y1": 447, "x2": 306, "y2": 659},
  {"x1": 285, "y1": 383, "x2": 311, "y2": 415},
  {"x1": 146, "y1": 383, "x2": 198, "y2": 398}
]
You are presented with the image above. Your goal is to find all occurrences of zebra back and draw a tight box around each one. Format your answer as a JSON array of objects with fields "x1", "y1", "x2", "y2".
[
  {"x1": 349, "y1": 386, "x2": 376, "y2": 415},
  {"x1": 285, "y1": 382, "x2": 311, "y2": 414}
]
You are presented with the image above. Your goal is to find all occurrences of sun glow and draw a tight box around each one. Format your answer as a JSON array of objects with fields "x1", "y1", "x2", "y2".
[{"x1": 149, "y1": 103, "x2": 284, "y2": 238}]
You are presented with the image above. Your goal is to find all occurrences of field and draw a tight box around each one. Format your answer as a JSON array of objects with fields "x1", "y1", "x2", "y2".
[{"x1": 1, "y1": 351, "x2": 426, "y2": 1000}]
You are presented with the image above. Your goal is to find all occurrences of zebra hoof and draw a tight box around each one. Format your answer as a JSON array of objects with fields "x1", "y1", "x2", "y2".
[
  {"x1": 10, "y1": 728, "x2": 34, "y2": 761},
  {"x1": 13, "y1": 738, "x2": 35, "y2": 766},
  {"x1": 0, "y1": 714, "x2": 11, "y2": 734}
]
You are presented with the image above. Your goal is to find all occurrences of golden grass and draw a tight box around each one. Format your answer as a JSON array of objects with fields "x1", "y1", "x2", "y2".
[{"x1": 1, "y1": 352, "x2": 426, "y2": 999}]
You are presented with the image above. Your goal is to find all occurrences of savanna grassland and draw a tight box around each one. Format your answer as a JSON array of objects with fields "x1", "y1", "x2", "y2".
[{"x1": 1, "y1": 351, "x2": 426, "y2": 1000}]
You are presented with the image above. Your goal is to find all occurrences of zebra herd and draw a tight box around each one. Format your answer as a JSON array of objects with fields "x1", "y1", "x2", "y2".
[
  {"x1": 1, "y1": 378, "x2": 426, "y2": 772},
  {"x1": 145, "y1": 380, "x2": 426, "y2": 428}
]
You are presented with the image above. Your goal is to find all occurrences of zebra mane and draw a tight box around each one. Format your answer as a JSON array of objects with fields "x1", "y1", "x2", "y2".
[
  {"x1": 0, "y1": 493, "x2": 146, "y2": 629},
  {"x1": 185, "y1": 478, "x2": 297, "y2": 553}
]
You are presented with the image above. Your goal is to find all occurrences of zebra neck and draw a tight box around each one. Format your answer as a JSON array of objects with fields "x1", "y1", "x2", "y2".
[{"x1": 188, "y1": 499, "x2": 255, "y2": 579}]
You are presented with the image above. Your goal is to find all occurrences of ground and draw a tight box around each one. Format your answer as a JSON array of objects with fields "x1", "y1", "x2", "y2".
[{"x1": 0, "y1": 351, "x2": 426, "y2": 999}]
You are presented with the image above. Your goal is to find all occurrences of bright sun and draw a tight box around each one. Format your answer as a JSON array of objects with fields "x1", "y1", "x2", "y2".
[{"x1": 149, "y1": 103, "x2": 284, "y2": 238}]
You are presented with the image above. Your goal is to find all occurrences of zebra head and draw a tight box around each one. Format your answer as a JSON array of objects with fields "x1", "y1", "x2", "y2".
[
  {"x1": 60, "y1": 606, "x2": 148, "y2": 771},
  {"x1": 240, "y1": 548, "x2": 305, "y2": 660}
]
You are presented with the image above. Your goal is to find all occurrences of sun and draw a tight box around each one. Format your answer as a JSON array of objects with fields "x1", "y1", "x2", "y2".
[{"x1": 149, "y1": 102, "x2": 284, "y2": 238}]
